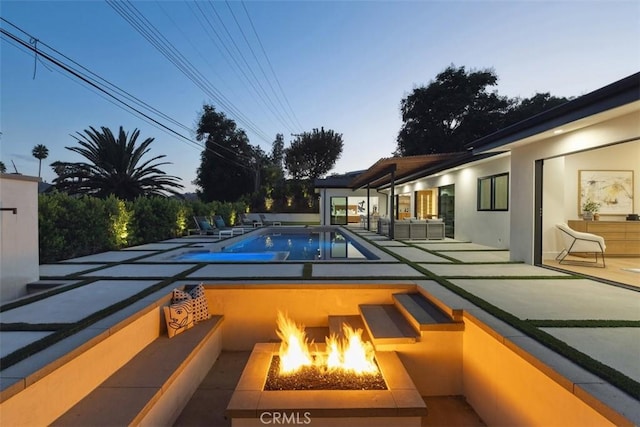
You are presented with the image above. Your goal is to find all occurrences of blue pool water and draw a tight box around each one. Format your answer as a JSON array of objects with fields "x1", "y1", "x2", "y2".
[{"x1": 174, "y1": 228, "x2": 377, "y2": 262}]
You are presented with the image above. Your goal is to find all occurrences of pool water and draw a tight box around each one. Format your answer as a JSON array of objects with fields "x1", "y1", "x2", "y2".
[{"x1": 175, "y1": 229, "x2": 376, "y2": 262}]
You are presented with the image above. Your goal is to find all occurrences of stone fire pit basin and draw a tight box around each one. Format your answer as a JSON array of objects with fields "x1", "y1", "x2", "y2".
[{"x1": 226, "y1": 343, "x2": 427, "y2": 427}]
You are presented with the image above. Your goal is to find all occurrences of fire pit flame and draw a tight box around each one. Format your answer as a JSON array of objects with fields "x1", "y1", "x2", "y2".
[{"x1": 276, "y1": 311, "x2": 379, "y2": 376}]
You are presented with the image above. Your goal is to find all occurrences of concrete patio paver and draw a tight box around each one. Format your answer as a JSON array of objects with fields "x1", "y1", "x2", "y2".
[
  {"x1": 311, "y1": 263, "x2": 422, "y2": 277},
  {"x1": 0, "y1": 280, "x2": 159, "y2": 323},
  {"x1": 449, "y1": 278, "x2": 640, "y2": 320},
  {"x1": 440, "y1": 251, "x2": 511, "y2": 263},
  {"x1": 79, "y1": 263, "x2": 199, "y2": 278},
  {"x1": 0, "y1": 332, "x2": 52, "y2": 358},
  {"x1": 122, "y1": 242, "x2": 188, "y2": 251},
  {"x1": 415, "y1": 242, "x2": 502, "y2": 251},
  {"x1": 385, "y1": 246, "x2": 453, "y2": 263},
  {"x1": 188, "y1": 264, "x2": 304, "y2": 278},
  {"x1": 60, "y1": 251, "x2": 157, "y2": 263},
  {"x1": 421, "y1": 263, "x2": 572, "y2": 277},
  {"x1": 40, "y1": 264, "x2": 106, "y2": 277},
  {"x1": 541, "y1": 327, "x2": 640, "y2": 382}
]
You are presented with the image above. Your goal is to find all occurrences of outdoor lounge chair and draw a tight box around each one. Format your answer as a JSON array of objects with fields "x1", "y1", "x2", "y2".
[
  {"x1": 213, "y1": 215, "x2": 246, "y2": 235},
  {"x1": 555, "y1": 223, "x2": 606, "y2": 267},
  {"x1": 259, "y1": 214, "x2": 281, "y2": 226},
  {"x1": 192, "y1": 216, "x2": 233, "y2": 238},
  {"x1": 240, "y1": 212, "x2": 263, "y2": 227}
]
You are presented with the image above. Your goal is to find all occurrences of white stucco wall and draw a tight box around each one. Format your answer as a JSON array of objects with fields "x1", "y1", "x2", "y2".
[
  {"x1": 511, "y1": 110, "x2": 640, "y2": 263},
  {"x1": 0, "y1": 174, "x2": 40, "y2": 302},
  {"x1": 390, "y1": 155, "x2": 511, "y2": 248}
]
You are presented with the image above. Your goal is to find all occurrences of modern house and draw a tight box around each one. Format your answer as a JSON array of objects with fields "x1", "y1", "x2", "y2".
[{"x1": 316, "y1": 72, "x2": 640, "y2": 266}]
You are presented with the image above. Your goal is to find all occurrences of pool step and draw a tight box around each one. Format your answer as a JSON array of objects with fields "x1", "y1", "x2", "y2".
[
  {"x1": 358, "y1": 304, "x2": 419, "y2": 346},
  {"x1": 392, "y1": 293, "x2": 464, "y2": 332}
]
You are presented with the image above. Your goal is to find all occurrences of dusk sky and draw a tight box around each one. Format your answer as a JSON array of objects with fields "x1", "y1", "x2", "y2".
[{"x1": 2, "y1": 1, "x2": 639, "y2": 193}]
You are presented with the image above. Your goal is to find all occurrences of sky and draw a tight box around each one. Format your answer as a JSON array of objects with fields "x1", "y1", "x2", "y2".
[{"x1": 1, "y1": 1, "x2": 639, "y2": 193}]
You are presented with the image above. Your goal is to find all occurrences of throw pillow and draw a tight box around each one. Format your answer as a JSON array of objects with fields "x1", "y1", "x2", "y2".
[
  {"x1": 172, "y1": 284, "x2": 210, "y2": 323},
  {"x1": 199, "y1": 220, "x2": 212, "y2": 231},
  {"x1": 163, "y1": 300, "x2": 194, "y2": 338}
]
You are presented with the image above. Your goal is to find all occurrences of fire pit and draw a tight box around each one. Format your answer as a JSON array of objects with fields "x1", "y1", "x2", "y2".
[{"x1": 226, "y1": 313, "x2": 427, "y2": 427}]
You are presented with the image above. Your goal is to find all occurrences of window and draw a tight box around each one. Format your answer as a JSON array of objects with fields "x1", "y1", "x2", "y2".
[{"x1": 477, "y1": 173, "x2": 509, "y2": 211}]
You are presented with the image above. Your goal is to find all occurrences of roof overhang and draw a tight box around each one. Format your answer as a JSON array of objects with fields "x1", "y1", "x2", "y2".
[
  {"x1": 466, "y1": 72, "x2": 640, "y2": 153},
  {"x1": 349, "y1": 153, "x2": 467, "y2": 189}
]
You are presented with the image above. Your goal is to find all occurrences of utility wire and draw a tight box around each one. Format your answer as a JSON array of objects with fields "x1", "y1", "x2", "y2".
[
  {"x1": 0, "y1": 20, "x2": 255, "y2": 171},
  {"x1": 106, "y1": 0, "x2": 273, "y2": 145},
  {"x1": 240, "y1": 0, "x2": 303, "y2": 130}
]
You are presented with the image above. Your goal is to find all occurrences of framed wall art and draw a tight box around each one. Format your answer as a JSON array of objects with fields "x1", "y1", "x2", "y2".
[{"x1": 578, "y1": 170, "x2": 634, "y2": 215}]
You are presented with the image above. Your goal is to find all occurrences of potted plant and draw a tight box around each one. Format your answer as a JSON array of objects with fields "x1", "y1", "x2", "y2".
[{"x1": 582, "y1": 199, "x2": 600, "y2": 221}]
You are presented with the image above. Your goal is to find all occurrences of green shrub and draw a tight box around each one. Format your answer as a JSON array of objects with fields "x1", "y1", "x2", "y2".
[{"x1": 38, "y1": 194, "x2": 248, "y2": 262}]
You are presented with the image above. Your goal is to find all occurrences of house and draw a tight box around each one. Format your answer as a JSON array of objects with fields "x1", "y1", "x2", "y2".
[{"x1": 316, "y1": 72, "x2": 640, "y2": 265}]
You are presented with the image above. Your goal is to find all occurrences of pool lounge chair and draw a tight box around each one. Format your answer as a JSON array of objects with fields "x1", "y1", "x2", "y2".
[
  {"x1": 192, "y1": 216, "x2": 233, "y2": 238},
  {"x1": 213, "y1": 215, "x2": 246, "y2": 235},
  {"x1": 259, "y1": 214, "x2": 281, "y2": 226},
  {"x1": 240, "y1": 212, "x2": 263, "y2": 227},
  {"x1": 556, "y1": 223, "x2": 606, "y2": 267}
]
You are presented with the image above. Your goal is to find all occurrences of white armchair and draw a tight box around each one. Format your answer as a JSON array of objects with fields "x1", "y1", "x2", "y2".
[{"x1": 555, "y1": 223, "x2": 606, "y2": 268}]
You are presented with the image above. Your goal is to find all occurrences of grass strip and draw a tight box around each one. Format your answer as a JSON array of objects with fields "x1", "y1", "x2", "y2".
[
  {"x1": 527, "y1": 320, "x2": 640, "y2": 328},
  {"x1": 0, "y1": 323, "x2": 71, "y2": 331},
  {"x1": 302, "y1": 263, "x2": 313, "y2": 279},
  {"x1": 0, "y1": 277, "x2": 176, "y2": 370}
]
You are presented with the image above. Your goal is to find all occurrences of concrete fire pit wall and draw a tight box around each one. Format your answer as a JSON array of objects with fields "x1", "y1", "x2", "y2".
[
  {"x1": 204, "y1": 284, "x2": 463, "y2": 397},
  {"x1": 462, "y1": 313, "x2": 619, "y2": 426}
]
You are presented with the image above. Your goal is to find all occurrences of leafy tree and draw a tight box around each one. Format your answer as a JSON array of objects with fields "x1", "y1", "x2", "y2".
[
  {"x1": 396, "y1": 65, "x2": 510, "y2": 155},
  {"x1": 32, "y1": 144, "x2": 49, "y2": 178},
  {"x1": 0, "y1": 161, "x2": 6, "y2": 173},
  {"x1": 51, "y1": 126, "x2": 183, "y2": 200},
  {"x1": 504, "y1": 92, "x2": 570, "y2": 125},
  {"x1": 194, "y1": 105, "x2": 258, "y2": 202},
  {"x1": 284, "y1": 127, "x2": 343, "y2": 181}
]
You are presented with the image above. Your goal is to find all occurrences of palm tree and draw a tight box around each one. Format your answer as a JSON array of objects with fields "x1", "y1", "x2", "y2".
[
  {"x1": 52, "y1": 126, "x2": 183, "y2": 200},
  {"x1": 32, "y1": 144, "x2": 49, "y2": 178}
]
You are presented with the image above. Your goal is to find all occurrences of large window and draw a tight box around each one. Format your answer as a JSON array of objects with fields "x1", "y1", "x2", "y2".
[{"x1": 477, "y1": 173, "x2": 509, "y2": 211}]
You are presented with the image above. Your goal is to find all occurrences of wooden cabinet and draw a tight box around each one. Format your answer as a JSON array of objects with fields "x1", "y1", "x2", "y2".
[{"x1": 568, "y1": 220, "x2": 640, "y2": 256}]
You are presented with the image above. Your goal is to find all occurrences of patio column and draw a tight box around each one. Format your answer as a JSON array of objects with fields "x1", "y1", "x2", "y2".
[
  {"x1": 389, "y1": 169, "x2": 395, "y2": 239},
  {"x1": 366, "y1": 184, "x2": 371, "y2": 230}
]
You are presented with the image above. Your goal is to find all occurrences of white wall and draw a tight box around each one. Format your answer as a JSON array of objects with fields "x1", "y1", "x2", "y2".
[
  {"x1": 394, "y1": 155, "x2": 511, "y2": 248},
  {"x1": 0, "y1": 174, "x2": 40, "y2": 302},
  {"x1": 511, "y1": 110, "x2": 640, "y2": 263}
]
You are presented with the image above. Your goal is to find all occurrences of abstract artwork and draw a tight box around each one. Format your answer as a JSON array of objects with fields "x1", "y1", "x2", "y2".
[{"x1": 578, "y1": 170, "x2": 634, "y2": 215}]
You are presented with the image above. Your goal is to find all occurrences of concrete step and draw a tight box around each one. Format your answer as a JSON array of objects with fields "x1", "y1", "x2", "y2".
[
  {"x1": 327, "y1": 315, "x2": 371, "y2": 342},
  {"x1": 358, "y1": 304, "x2": 419, "y2": 346},
  {"x1": 393, "y1": 292, "x2": 465, "y2": 333}
]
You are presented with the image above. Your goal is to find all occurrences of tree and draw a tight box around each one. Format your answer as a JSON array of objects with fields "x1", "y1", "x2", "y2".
[
  {"x1": 193, "y1": 105, "x2": 258, "y2": 202},
  {"x1": 504, "y1": 92, "x2": 570, "y2": 125},
  {"x1": 284, "y1": 127, "x2": 343, "y2": 181},
  {"x1": 32, "y1": 144, "x2": 49, "y2": 178},
  {"x1": 51, "y1": 126, "x2": 183, "y2": 200},
  {"x1": 0, "y1": 161, "x2": 6, "y2": 173},
  {"x1": 396, "y1": 65, "x2": 510, "y2": 156}
]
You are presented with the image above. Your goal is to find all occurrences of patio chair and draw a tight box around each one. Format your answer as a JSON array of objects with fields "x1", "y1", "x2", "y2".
[
  {"x1": 555, "y1": 223, "x2": 606, "y2": 267},
  {"x1": 240, "y1": 212, "x2": 263, "y2": 227},
  {"x1": 192, "y1": 216, "x2": 233, "y2": 238},
  {"x1": 213, "y1": 215, "x2": 246, "y2": 235},
  {"x1": 259, "y1": 213, "x2": 282, "y2": 226}
]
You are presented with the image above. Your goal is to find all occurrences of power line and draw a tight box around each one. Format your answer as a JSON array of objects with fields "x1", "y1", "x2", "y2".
[
  {"x1": 0, "y1": 19, "x2": 255, "y2": 171},
  {"x1": 240, "y1": 0, "x2": 304, "y2": 130}
]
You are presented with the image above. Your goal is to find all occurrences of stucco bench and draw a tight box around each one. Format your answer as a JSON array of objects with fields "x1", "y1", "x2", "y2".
[{"x1": 52, "y1": 315, "x2": 223, "y2": 427}]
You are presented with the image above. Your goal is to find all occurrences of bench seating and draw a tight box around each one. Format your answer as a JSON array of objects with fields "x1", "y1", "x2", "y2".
[{"x1": 52, "y1": 315, "x2": 223, "y2": 427}]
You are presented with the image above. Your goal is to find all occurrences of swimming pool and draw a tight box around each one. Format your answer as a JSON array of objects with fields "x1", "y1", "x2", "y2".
[{"x1": 174, "y1": 227, "x2": 378, "y2": 262}]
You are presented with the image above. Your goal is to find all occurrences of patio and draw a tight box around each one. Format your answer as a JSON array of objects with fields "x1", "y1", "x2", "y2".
[{"x1": 0, "y1": 226, "x2": 638, "y2": 426}]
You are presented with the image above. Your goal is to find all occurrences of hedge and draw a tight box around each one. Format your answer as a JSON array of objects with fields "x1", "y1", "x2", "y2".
[{"x1": 39, "y1": 192, "x2": 247, "y2": 263}]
